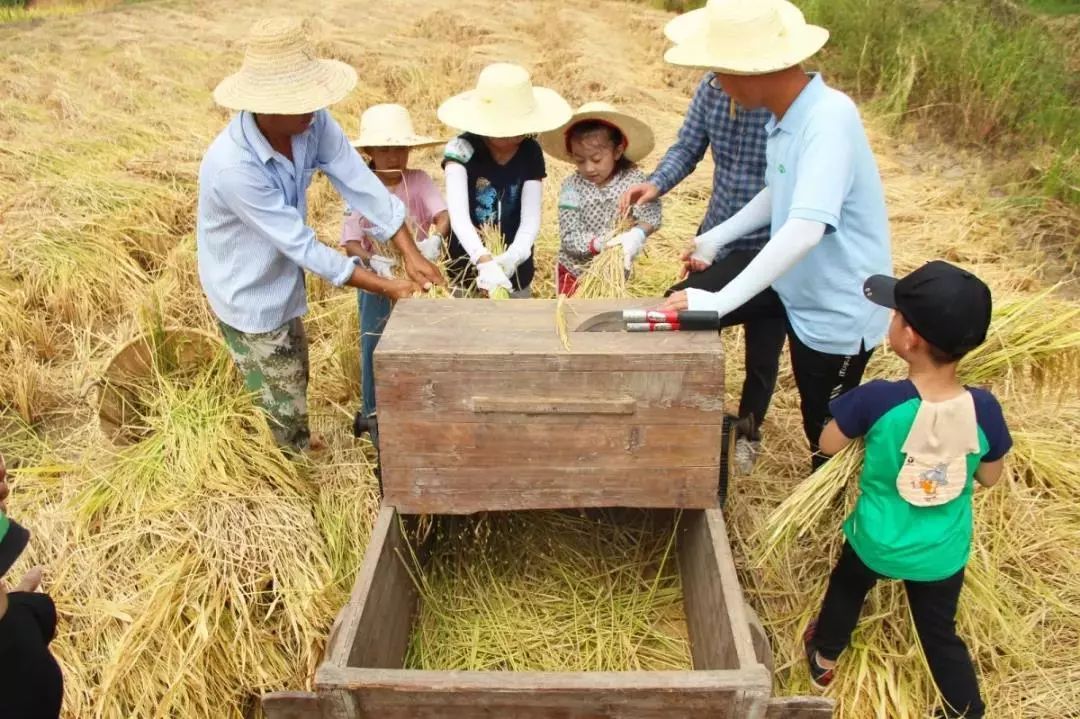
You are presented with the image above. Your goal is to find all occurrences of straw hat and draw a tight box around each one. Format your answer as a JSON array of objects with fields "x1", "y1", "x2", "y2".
[
  {"x1": 663, "y1": 0, "x2": 829, "y2": 76},
  {"x1": 437, "y1": 63, "x2": 572, "y2": 138},
  {"x1": 213, "y1": 17, "x2": 358, "y2": 114},
  {"x1": 539, "y1": 102, "x2": 655, "y2": 164},
  {"x1": 351, "y1": 104, "x2": 443, "y2": 149}
]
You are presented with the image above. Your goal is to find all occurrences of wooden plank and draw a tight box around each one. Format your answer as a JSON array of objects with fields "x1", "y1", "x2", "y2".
[
  {"x1": 379, "y1": 420, "x2": 722, "y2": 470},
  {"x1": 469, "y1": 396, "x2": 637, "y2": 415},
  {"x1": 316, "y1": 665, "x2": 772, "y2": 718},
  {"x1": 376, "y1": 298, "x2": 723, "y2": 361},
  {"x1": 261, "y1": 691, "x2": 324, "y2": 719},
  {"x1": 678, "y1": 509, "x2": 759, "y2": 671},
  {"x1": 375, "y1": 369, "x2": 726, "y2": 424},
  {"x1": 326, "y1": 506, "x2": 418, "y2": 670},
  {"x1": 744, "y1": 603, "x2": 774, "y2": 676},
  {"x1": 765, "y1": 697, "x2": 835, "y2": 718},
  {"x1": 382, "y1": 466, "x2": 721, "y2": 514}
]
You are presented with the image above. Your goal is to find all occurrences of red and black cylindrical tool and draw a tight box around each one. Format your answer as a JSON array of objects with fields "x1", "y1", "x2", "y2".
[{"x1": 577, "y1": 309, "x2": 724, "y2": 332}]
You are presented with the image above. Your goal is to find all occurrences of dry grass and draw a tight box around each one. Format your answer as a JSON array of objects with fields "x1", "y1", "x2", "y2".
[{"x1": 0, "y1": 0, "x2": 1077, "y2": 717}]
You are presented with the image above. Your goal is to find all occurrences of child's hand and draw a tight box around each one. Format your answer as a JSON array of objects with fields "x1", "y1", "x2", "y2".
[
  {"x1": 476, "y1": 260, "x2": 512, "y2": 294},
  {"x1": 369, "y1": 254, "x2": 397, "y2": 279},
  {"x1": 0, "y1": 452, "x2": 8, "y2": 513},
  {"x1": 605, "y1": 228, "x2": 648, "y2": 272},
  {"x1": 416, "y1": 235, "x2": 443, "y2": 262},
  {"x1": 493, "y1": 252, "x2": 518, "y2": 278}
]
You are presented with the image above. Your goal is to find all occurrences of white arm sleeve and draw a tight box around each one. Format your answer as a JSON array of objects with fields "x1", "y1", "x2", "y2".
[
  {"x1": 507, "y1": 180, "x2": 543, "y2": 265},
  {"x1": 445, "y1": 162, "x2": 489, "y2": 264},
  {"x1": 687, "y1": 218, "x2": 826, "y2": 316},
  {"x1": 692, "y1": 186, "x2": 773, "y2": 264}
]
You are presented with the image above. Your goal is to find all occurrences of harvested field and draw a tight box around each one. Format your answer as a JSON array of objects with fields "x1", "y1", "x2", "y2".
[{"x1": 1, "y1": 1, "x2": 1078, "y2": 718}]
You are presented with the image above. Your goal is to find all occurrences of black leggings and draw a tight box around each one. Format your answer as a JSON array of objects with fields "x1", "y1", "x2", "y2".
[{"x1": 815, "y1": 543, "x2": 985, "y2": 719}]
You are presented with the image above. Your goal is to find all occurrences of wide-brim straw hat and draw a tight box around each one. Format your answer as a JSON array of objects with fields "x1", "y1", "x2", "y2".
[
  {"x1": 539, "y1": 102, "x2": 656, "y2": 164},
  {"x1": 437, "y1": 63, "x2": 572, "y2": 138},
  {"x1": 351, "y1": 104, "x2": 443, "y2": 149},
  {"x1": 213, "y1": 17, "x2": 358, "y2": 114},
  {"x1": 663, "y1": 0, "x2": 829, "y2": 76}
]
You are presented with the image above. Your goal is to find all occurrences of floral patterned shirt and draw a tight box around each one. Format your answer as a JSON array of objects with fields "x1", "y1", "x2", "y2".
[{"x1": 557, "y1": 166, "x2": 662, "y2": 277}]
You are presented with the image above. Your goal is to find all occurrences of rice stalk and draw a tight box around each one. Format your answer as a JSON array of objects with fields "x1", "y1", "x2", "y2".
[
  {"x1": 555, "y1": 294, "x2": 571, "y2": 351},
  {"x1": 404, "y1": 510, "x2": 691, "y2": 672}
]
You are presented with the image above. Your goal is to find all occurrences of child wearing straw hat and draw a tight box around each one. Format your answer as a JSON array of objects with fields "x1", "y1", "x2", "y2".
[
  {"x1": 539, "y1": 102, "x2": 662, "y2": 296},
  {"x1": 805, "y1": 262, "x2": 1008, "y2": 719},
  {"x1": 438, "y1": 63, "x2": 572, "y2": 297},
  {"x1": 657, "y1": 0, "x2": 893, "y2": 472},
  {"x1": 339, "y1": 103, "x2": 449, "y2": 439},
  {"x1": 0, "y1": 453, "x2": 62, "y2": 719},
  {"x1": 197, "y1": 18, "x2": 444, "y2": 452}
]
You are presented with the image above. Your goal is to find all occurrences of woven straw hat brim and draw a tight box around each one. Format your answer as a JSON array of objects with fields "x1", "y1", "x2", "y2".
[
  {"x1": 663, "y1": 6, "x2": 828, "y2": 75},
  {"x1": 539, "y1": 110, "x2": 655, "y2": 165},
  {"x1": 213, "y1": 58, "x2": 358, "y2": 114},
  {"x1": 437, "y1": 86, "x2": 573, "y2": 138},
  {"x1": 350, "y1": 134, "x2": 445, "y2": 149}
]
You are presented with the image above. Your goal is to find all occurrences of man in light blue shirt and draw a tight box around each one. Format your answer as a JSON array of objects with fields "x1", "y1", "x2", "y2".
[
  {"x1": 198, "y1": 17, "x2": 443, "y2": 451},
  {"x1": 659, "y1": 0, "x2": 892, "y2": 470}
]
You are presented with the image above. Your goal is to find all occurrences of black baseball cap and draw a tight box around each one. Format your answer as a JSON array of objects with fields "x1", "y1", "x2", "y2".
[
  {"x1": 0, "y1": 512, "x2": 29, "y2": 578},
  {"x1": 864, "y1": 260, "x2": 992, "y2": 356}
]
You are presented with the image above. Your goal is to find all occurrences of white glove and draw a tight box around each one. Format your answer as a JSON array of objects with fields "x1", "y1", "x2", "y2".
[
  {"x1": 417, "y1": 234, "x2": 443, "y2": 262},
  {"x1": 369, "y1": 254, "x2": 397, "y2": 279},
  {"x1": 475, "y1": 260, "x2": 512, "y2": 293},
  {"x1": 605, "y1": 227, "x2": 647, "y2": 272},
  {"x1": 493, "y1": 251, "x2": 519, "y2": 278}
]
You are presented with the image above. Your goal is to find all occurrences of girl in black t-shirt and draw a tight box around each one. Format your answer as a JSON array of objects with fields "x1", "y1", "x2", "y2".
[{"x1": 436, "y1": 63, "x2": 572, "y2": 297}]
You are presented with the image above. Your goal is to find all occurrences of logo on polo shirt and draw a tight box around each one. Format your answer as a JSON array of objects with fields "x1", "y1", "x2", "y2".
[{"x1": 778, "y1": 164, "x2": 786, "y2": 174}]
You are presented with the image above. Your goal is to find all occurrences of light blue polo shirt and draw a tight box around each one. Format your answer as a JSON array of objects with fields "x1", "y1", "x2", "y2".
[{"x1": 766, "y1": 74, "x2": 891, "y2": 355}]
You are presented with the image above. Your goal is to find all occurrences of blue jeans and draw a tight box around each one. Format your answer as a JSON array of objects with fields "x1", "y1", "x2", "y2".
[{"x1": 359, "y1": 290, "x2": 392, "y2": 420}]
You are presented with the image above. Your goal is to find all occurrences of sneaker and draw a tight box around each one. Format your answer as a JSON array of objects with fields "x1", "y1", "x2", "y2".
[
  {"x1": 734, "y1": 437, "x2": 762, "y2": 476},
  {"x1": 803, "y1": 621, "x2": 835, "y2": 689}
]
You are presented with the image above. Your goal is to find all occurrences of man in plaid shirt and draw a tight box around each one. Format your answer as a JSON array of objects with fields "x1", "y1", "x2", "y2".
[{"x1": 623, "y1": 73, "x2": 783, "y2": 473}]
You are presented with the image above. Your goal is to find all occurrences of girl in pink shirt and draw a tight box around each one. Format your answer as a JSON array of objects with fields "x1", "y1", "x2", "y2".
[{"x1": 340, "y1": 104, "x2": 449, "y2": 440}]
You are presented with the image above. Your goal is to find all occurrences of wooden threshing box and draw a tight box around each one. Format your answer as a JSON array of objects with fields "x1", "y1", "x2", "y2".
[
  {"x1": 263, "y1": 506, "x2": 834, "y2": 718},
  {"x1": 372, "y1": 298, "x2": 728, "y2": 514}
]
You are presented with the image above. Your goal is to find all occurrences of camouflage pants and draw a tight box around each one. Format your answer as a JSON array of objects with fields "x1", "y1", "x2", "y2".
[{"x1": 219, "y1": 318, "x2": 310, "y2": 451}]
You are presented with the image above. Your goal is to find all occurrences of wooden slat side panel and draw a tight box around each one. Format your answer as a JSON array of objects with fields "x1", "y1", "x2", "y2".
[
  {"x1": 679, "y1": 509, "x2": 734, "y2": 669},
  {"x1": 705, "y1": 508, "x2": 761, "y2": 670},
  {"x1": 382, "y1": 466, "x2": 721, "y2": 514},
  {"x1": 375, "y1": 369, "x2": 726, "y2": 424},
  {"x1": 261, "y1": 691, "x2": 323, "y2": 719},
  {"x1": 379, "y1": 420, "x2": 722, "y2": 469},
  {"x1": 325, "y1": 506, "x2": 418, "y2": 670},
  {"x1": 765, "y1": 697, "x2": 836, "y2": 718},
  {"x1": 745, "y1": 603, "x2": 775, "y2": 676},
  {"x1": 679, "y1": 509, "x2": 761, "y2": 670},
  {"x1": 316, "y1": 665, "x2": 772, "y2": 718}
]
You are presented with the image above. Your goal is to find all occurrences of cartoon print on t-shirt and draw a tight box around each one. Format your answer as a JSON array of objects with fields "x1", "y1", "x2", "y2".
[
  {"x1": 474, "y1": 178, "x2": 497, "y2": 225},
  {"x1": 916, "y1": 462, "x2": 949, "y2": 498}
]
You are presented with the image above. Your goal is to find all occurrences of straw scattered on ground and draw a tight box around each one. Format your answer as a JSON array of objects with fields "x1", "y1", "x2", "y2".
[{"x1": 1, "y1": 0, "x2": 1078, "y2": 717}]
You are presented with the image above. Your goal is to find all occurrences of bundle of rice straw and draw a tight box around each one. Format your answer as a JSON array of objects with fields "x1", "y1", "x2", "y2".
[
  {"x1": 477, "y1": 222, "x2": 512, "y2": 299},
  {"x1": 404, "y1": 510, "x2": 691, "y2": 671},
  {"x1": 8, "y1": 332, "x2": 354, "y2": 718},
  {"x1": 573, "y1": 219, "x2": 634, "y2": 299}
]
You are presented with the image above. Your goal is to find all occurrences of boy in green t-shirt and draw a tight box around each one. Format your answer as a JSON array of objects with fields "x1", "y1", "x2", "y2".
[{"x1": 803, "y1": 261, "x2": 1011, "y2": 719}]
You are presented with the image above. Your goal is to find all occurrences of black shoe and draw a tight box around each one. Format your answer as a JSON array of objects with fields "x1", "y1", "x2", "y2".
[
  {"x1": 803, "y1": 621, "x2": 835, "y2": 690},
  {"x1": 352, "y1": 411, "x2": 371, "y2": 438}
]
